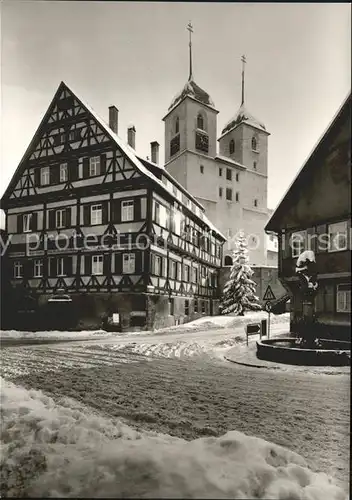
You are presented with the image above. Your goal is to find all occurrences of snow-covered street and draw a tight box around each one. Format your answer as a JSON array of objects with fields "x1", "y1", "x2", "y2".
[{"x1": 1, "y1": 315, "x2": 350, "y2": 496}]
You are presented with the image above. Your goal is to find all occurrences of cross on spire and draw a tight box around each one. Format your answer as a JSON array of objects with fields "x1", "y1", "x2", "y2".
[
  {"x1": 187, "y1": 21, "x2": 193, "y2": 80},
  {"x1": 241, "y1": 55, "x2": 246, "y2": 106}
]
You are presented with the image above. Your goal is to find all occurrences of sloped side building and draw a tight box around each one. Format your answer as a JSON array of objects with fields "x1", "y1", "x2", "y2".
[{"x1": 266, "y1": 94, "x2": 351, "y2": 340}]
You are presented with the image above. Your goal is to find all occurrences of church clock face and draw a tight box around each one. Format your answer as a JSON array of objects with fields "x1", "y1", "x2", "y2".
[{"x1": 195, "y1": 131, "x2": 209, "y2": 153}]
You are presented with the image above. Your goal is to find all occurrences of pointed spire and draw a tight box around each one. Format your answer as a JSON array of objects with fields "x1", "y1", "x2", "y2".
[
  {"x1": 187, "y1": 21, "x2": 194, "y2": 80},
  {"x1": 241, "y1": 55, "x2": 246, "y2": 106}
]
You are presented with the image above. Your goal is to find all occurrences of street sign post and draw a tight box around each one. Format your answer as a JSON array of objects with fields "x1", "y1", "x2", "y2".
[
  {"x1": 263, "y1": 285, "x2": 276, "y2": 339},
  {"x1": 246, "y1": 322, "x2": 262, "y2": 346}
]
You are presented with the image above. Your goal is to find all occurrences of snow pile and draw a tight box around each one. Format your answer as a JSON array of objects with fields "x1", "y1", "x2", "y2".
[
  {"x1": 0, "y1": 329, "x2": 114, "y2": 340},
  {"x1": 1, "y1": 378, "x2": 347, "y2": 499}
]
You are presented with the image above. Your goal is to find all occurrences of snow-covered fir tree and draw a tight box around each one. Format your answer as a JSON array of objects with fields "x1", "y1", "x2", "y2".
[{"x1": 220, "y1": 232, "x2": 262, "y2": 315}]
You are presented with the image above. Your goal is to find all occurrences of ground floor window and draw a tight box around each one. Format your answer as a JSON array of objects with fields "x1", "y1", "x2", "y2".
[
  {"x1": 194, "y1": 300, "x2": 198, "y2": 313},
  {"x1": 185, "y1": 299, "x2": 189, "y2": 316},
  {"x1": 169, "y1": 297, "x2": 174, "y2": 316},
  {"x1": 336, "y1": 283, "x2": 351, "y2": 313},
  {"x1": 201, "y1": 301, "x2": 206, "y2": 313}
]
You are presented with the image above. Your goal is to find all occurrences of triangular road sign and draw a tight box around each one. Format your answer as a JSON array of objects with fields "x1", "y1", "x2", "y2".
[{"x1": 263, "y1": 285, "x2": 276, "y2": 301}]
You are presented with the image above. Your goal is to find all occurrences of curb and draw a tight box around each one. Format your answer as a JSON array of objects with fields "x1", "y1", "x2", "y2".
[{"x1": 223, "y1": 354, "x2": 281, "y2": 370}]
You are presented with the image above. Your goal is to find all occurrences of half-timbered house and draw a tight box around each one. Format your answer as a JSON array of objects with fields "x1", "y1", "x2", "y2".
[
  {"x1": 266, "y1": 93, "x2": 351, "y2": 340},
  {"x1": 1, "y1": 82, "x2": 226, "y2": 330}
]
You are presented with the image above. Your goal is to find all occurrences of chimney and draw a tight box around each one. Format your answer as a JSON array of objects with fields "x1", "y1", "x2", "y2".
[
  {"x1": 127, "y1": 125, "x2": 136, "y2": 149},
  {"x1": 108, "y1": 106, "x2": 118, "y2": 134},
  {"x1": 150, "y1": 141, "x2": 160, "y2": 165}
]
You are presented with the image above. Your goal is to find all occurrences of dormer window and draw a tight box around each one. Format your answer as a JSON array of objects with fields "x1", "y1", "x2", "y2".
[
  {"x1": 197, "y1": 113, "x2": 204, "y2": 130},
  {"x1": 229, "y1": 139, "x2": 235, "y2": 154},
  {"x1": 252, "y1": 137, "x2": 257, "y2": 151},
  {"x1": 175, "y1": 117, "x2": 179, "y2": 135}
]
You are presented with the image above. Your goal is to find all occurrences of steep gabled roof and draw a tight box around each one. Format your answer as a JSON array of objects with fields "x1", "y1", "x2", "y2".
[
  {"x1": 220, "y1": 104, "x2": 268, "y2": 138},
  {"x1": 1, "y1": 81, "x2": 226, "y2": 241},
  {"x1": 265, "y1": 92, "x2": 351, "y2": 232}
]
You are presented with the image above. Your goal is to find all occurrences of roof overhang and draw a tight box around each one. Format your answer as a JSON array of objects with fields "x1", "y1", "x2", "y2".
[
  {"x1": 163, "y1": 95, "x2": 219, "y2": 121},
  {"x1": 218, "y1": 121, "x2": 270, "y2": 141},
  {"x1": 265, "y1": 92, "x2": 351, "y2": 233}
]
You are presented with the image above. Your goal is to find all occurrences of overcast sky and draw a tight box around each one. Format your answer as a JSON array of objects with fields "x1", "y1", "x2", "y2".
[{"x1": 1, "y1": 1, "x2": 350, "y2": 210}]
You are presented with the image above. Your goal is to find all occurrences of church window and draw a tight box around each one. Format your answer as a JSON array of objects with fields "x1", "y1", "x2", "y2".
[
  {"x1": 229, "y1": 139, "x2": 235, "y2": 154},
  {"x1": 219, "y1": 167, "x2": 222, "y2": 177},
  {"x1": 226, "y1": 188, "x2": 232, "y2": 201},
  {"x1": 236, "y1": 173, "x2": 239, "y2": 182},
  {"x1": 226, "y1": 168, "x2": 232, "y2": 181},
  {"x1": 253, "y1": 161, "x2": 257, "y2": 170},
  {"x1": 200, "y1": 165, "x2": 204, "y2": 174},
  {"x1": 219, "y1": 187, "x2": 223, "y2": 198},
  {"x1": 254, "y1": 199, "x2": 258, "y2": 207},
  {"x1": 252, "y1": 137, "x2": 258, "y2": 151},
  {"x1": 236, "y1": 192, "x2": 239, "y2": 202},
  {"x1": 170, "y1": 134, "x2": 180, "y2": 156},
  {"x1": 197, "y1": 113, "x2": 204, "y2": 130},
  {"x1": 175, "y1": 117, "x2": 179, "y2": 134}
]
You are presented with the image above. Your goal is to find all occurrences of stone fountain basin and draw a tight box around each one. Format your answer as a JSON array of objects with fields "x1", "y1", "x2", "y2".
[{"x1": 256, "y1": 338, "x2": 351, "y2": 366}]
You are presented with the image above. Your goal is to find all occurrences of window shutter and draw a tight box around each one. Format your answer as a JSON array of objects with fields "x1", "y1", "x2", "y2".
[
  {"x1": 31, "y1": 213, "x2": 38, "y2": 231},
  {"x1": 83, "y1": 158, "x2": 89, "y2": 178},
  {"x1": 34, "y1": 168, "x2": 41, "y2": 186},
  {"x1": 85, "y1": 255, "x2": 92, "y2": 275},
  {"x1": 316, "y1": 224, "x2": 328, "y2": 253},
  {"x1": 283, "y1": 231, "x2": 291, "y2": 258},
  {"x1": 64, "y1": 256, "x2": 73, "y2": 276},
  {"x1": 83, "y1": 205, "x2": 90, "y2": 225},
  {"x1": 48, "y1": 210, "x2": 55, "y2": 230},
  {"x1": 103, "y1": 253, "x2": 110, "y2": 275},
  {"x1": 114, "y1": 252, "x2": 122, "y2": 273},
  {"x1": 135, "y1": 251, "x2": 142, "y2": 273},
  {"x1": 69, "y1": 159, "x2": 79, "y2": 181},
  {"x1": 17, "y1": 215, "x2": 23, "y2": 233},
  {"x1": 49, "y1": 257, "x2": 56, "y2": 277},
  {"x1": 112, "y1": 200, "x2": 121, "y2": 223},
  {"x1": 134, "y1": 198, "x2": 141, "y2": 220},
  {"x1": 66, "y1": 207, "x2": 71, "y2": 227},
  {"x1": 100, "y1": 154, "x2": 107, "y2": 175},
  {"x1": 306, "y1": 227, "x2": 316, "y2": 253},
  {"x1": 102, "y1": 202, "x2": 109, "y2": 224},
  {"x1": 50, "y1": 165, "x2": 58, "y2": 184}
]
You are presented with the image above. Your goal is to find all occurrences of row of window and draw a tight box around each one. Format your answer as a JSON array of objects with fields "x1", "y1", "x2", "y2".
[
  {"x1": 35, "y1": 155, "x2": 105, "y2": 186},
  {"x1": 153, "y1": 201, "x2": 221, "y2": 256},
  {"x1": 173, "y1": 114, "x2": 207, "y2": 136},
  {"x1": 17, "y1": 199, "x2": 137, "y2": 233},
  {"x1": 218, "y1": 189, "x2": 258, "y2": 206},
  {"x1": 199, "y1": 166, "x2": 240, "y2": 183},
  {"x1": 290, "y1": 220, "x2": 350, "y2": 257},
  {"x1": 182, "y1": 298, "x2": 207, "y2": 316},
  {"x1": 152, "y1": 254, "x2": 217, "y2": 285},
  {"x1": 13, "y1": 253, "x2": 137, "y2": 278},
  {"x1": 52, "y1": 128, "x2": 82, "y2": 146}
]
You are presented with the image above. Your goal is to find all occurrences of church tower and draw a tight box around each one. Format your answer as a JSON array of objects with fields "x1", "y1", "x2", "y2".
[
  {"x1": 218, "y1": 55, "x2": 270, "y2": 178},
  {"x1": 163, "y1": 23, "x2": 219, "y2": 201}
]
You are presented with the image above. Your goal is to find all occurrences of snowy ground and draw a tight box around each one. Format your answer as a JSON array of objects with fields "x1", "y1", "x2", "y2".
[
  {"x1": 1, "y1": 378, "x2": 347, "y2": 499},
  {"x1": 1, "y1": 313, "x2": 350, "y2": 496}
]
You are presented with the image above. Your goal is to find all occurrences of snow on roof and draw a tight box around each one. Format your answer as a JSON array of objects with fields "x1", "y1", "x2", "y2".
[
  {"x1": 65, "y1": 82, "x2": 226, "y2": 241},
  {"x1": 215, "y1": 155, "x2": 247, "y2": 170},
  {"x1": 168, "y1": 77, "x2": 215, "y2": 113},
  {"x1": 221, "y1": 104, "x2": 267, "y2": 136}
]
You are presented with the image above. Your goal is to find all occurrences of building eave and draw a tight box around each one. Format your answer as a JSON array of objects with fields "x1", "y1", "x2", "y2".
[
  {"x1": 265, "y1": 92, "x2": 351, "y2": 233},
  {"x1": 162, "y1": 95, "x2": 219, "y2": 121},
  {"x1": 218, "y1": 121, "x2": 270, "y2": 141},
  {"x1": 214, "y1": 155, "x2": 247, "y2": 171}
]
